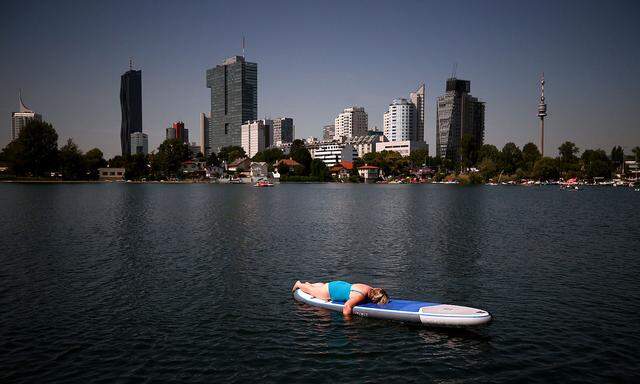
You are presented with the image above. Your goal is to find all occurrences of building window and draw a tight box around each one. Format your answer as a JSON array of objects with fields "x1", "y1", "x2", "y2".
[{"x1": 225, "y1": 123, "x2": 229, "y2": 134}]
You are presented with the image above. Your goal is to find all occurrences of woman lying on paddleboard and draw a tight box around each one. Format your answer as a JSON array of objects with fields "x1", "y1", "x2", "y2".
[{"x1": 292, "y1": 280, "x2": 389, "y2": 315}]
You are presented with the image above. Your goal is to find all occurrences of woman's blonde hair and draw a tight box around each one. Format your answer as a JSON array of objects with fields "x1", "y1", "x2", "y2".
[{"x1": 369, "y1": 288, "x2": 389, "y2": 305}]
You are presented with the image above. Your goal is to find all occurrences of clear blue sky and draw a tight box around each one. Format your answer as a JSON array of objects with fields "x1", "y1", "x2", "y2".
[{"x1": 1, "y1": 0, "x2": 639, "y2": 158}]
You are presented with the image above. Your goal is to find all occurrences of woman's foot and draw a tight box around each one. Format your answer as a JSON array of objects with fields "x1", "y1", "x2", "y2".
[{"x1": 291, "y1": 280, "x2": 301, "y2": 293}]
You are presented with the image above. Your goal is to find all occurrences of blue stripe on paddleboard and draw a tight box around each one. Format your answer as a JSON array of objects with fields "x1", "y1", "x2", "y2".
[{"x1": 330, "y1": 299, "x2": 439, "y2": 313}]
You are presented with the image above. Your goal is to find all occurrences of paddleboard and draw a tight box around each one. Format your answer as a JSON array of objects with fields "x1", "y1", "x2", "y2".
[{"x1": 293, "y1": 289, "x2": 491, "y2": 327}]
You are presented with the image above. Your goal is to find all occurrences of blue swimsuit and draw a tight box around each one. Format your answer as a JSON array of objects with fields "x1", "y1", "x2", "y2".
[{"x1": 327, "y1": 281, "x2": 365, "y2": 302}]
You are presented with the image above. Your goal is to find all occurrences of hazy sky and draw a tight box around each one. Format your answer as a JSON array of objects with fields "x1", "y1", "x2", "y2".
[{"x1": 1, "y1": 0, "x2": 639, "y2": 158}]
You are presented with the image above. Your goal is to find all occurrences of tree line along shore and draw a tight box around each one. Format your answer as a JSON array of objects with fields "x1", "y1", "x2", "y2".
[{"x1": 1, "y1": 120, "x2": 639, "y2": 185}]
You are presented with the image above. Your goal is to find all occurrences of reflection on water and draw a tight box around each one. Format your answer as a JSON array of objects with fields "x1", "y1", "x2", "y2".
[{"x1": 1, "y1": 183, "x2": 639, "y2": 383}]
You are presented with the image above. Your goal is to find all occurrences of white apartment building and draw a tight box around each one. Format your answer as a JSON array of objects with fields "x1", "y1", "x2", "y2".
[
  {"x1": 241, "y1": 120, "x2": 271, "y2": 158},
  {"x1": 376, "y1": 140, "x2": 427, "y2": 157},
  {"x1": 347, "y1": 135, "x2": 388, "y2": 158},
  {"x1": 130, "y1": 132, "x2": 148, "y2": 155},
  {"x1": 383, "y1": 98, "x2": 416, "y2": 142},
  {"x1": 313, "y1": 143, "x2": 357, "y2": 167},
  {"x1": 334, "y1": 107, "x2": 368, "y2": 140}
]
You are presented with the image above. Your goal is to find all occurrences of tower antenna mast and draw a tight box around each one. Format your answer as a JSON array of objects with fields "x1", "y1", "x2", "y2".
[
  {"x1": 452, "y1": 62, "x2": 458, "y2": 78},
  {"x1": 537, "y1": 73, "x2": 548, "y2": 156},
  {"x1": 242, "y1": 36, "x2": 245, "y2": 57}
]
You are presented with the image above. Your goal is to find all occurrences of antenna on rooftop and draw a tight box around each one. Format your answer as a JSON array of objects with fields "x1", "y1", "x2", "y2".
[
  {"x1": 452, "y1": 62, "x2": 458, "y2": 78},
  {"x1": 129, "y1": 57, "x2": 133, "y2": 71},
  {"x1": 242, "y1": 36, "x2": 246, "y2": 57}
]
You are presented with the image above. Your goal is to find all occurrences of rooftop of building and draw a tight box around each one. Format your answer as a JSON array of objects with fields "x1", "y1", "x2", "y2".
[
  {"x1": 222, "y1": 55, "x2": 245, "y2": 65},
  {"x1": 276, "y1": 158, "x2": 301, "y2": 167}
]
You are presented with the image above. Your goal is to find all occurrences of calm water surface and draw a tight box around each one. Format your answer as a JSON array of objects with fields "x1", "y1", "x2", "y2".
[{"x1": 1, "y1": 183, "x2": 639, "y2": 383}]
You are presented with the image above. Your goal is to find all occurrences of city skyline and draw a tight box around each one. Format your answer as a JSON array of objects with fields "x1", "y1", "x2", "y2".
[{"x1": 1, "y1": 0, "x2": 640, "y2": 158}]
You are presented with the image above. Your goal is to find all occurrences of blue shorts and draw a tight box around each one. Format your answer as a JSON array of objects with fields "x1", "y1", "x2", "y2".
[{"x1": 328, "y1": 281, "x2": 352, "y2": 302}]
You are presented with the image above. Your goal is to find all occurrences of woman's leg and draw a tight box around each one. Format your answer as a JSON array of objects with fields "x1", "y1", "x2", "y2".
[{"x1": 297, "y1": 282, "x2": 330, "y2": 300}]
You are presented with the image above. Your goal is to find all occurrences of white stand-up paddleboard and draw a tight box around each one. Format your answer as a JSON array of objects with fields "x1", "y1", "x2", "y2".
[{"x1": 293, "y1": 289, "x2": 491, "y2": 327}]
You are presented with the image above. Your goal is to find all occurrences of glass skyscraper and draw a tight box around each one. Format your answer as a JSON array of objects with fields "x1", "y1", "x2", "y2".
[
  {"x1": 436, "y1": 78, "x2": 485, "y2": 161},
  {"x1": 206, "y1": 56, "x2": 257, "y2": 153},
  {"x1": 120, "y1": 69, "x2": 142, "y2": 156}
]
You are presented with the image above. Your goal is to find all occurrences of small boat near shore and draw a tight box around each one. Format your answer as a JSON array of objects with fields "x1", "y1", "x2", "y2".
[{"x1": 254, "y1": 180, "x2": 274, "y2": 187}]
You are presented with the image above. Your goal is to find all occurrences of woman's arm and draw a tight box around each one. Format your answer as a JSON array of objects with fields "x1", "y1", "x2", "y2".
[{"x1": 342, "y1": 296, "x2": 364, "y2": 316}]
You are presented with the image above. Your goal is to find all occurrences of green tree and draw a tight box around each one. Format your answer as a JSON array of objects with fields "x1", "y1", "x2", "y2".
[
  {"x1": 521, "y1": 142, "x2": 542, "y2": 171},
  {"x1": 581, "y1": 149, "x2": 611, "y2": 179},
  {"x1": 632, "y1": 146, "x2": 640, "y2": 163},
  {"x1": 84, "y1": 148, "x2": 106, "y2": 179},
  {"x1": 610, "y1": 146, "x2": 624, "y2": 173},
  {"x1": 156, "y1": 139, "x2": 192, "y2": 178},
  {"x1": 532, "y1": 157, "x2": 560, "y2": 181},
  {"x1": 460, "y1": 133, "x2": 479, "y2": 169},
  {"x1": 206, "y1": 151, "x2": 220, "y2": 167},
  {"x1": 478, "y1": 158, "x2": 497, "y2": 180},
  {"x1": 6, "y1": 120, "x2": 59, "y2": 176},
  {"x1": 125, "y1": 153, "x2": 149, "y2": 180},
  {"x1": 108, "y1": 155, "x2": 126, "y2": 168},
  {"x1": 289, "y1": 139, "x2": 311, "y2": 174},
  {"x1": 500, "y1": 142, "x2": 523, "y2": 174},
  {"x1": 252, "y1": 147, "x2": 284, "y2": 164},
  {"x1": 218, "y1": 146, "x2": 246, "y2": 163},
  {"x1": 558, "y1": 141, "x2": 580, "y2": 163},
  {"x1": 478, "y1": 144, "x2": 501, "y2": 163},
  {"x1": 58, "y1": 139, "x2": 86, "y2": 180},
  {"x1": 409, "y1": 148, "x2": 428, "y2": 167},
  {"x1": 310, "y1": 158, "x2": 330, "y2": 181}
]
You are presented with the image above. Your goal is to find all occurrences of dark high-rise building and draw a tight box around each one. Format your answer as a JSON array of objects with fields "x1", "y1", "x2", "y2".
[
  {"x1": 120, "y1": 69, "x2": 142, "y2": 156},
  {"x1": 436, "y1": 78, "x2": 485, "y2": 161},
  {"x1": 272, "y1": 117, "x2": 294, "y2": 145},
  {"x1": 206, "y1": 56, "x2": 257, "y2": 153}
]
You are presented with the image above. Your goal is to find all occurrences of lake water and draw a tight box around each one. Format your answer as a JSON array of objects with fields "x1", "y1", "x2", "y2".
[{"x1": 1, "y1": 183, "x2": 639, "y2": 383}]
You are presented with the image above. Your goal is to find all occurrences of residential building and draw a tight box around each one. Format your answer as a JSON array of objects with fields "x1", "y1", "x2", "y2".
[
  {"x1": 120, "y1": 67, "x2": 142, "y2": 156},
  {"x1": 272, "y1": 117, "x2": 294, "y2": 146},
  {"x1": 189, "y1": 142, "x2": 201, "y2": 156},
  {"x1": 436, "y1": 78, "x2": 485, "y2": 161},
  {"x1": 11, "y1": 91, "x2": 42, "y2": 140},
  {"x1": 250, "y1": 162, "x2": 268, "y2": 179},
  {"x1": 227, "y1": 157, "x2": 251, "y2": 173},
  {"x1": 313, "y1": 143, "x2": 357, "y2": 167},
  {"x1": 358, "y1": 165, "x2": 380, "y2": 183},
  {"x1": 334, "y1": 107, "x2": 368, "y2": 140},
  {"x1": 200, "y1": 112, "x2": 211, "y2": 156},
  {"x1": 275, "y1": 158, "x2": 302, "y2": 173},
  {"x1": 383, "y1": 98, "x2": 416, "y2": 142},
  {"x1": 329, "y1": 160, "x2": 353, "y2": 181},
  {"x1": 347, "y1": 135, "x2": 388, "y2": 158},
  {"x1": 166, "y1": 121, "x2": 189, "y2": 143},
  {"x1": 410, "y1": 83, "x2": 425, "y2": 142},
  {"x1": 376, "y1": 140, "x2": 427, "y2": 157},
  {"x1": 98, "y1": 167, "x2": 125, "y2": 180},
  {"x1": 241, "y1": 119, "x2": 272, "y2": 158},
  {"x1": 206, "y1": 56, "x2": 258, "y2": 153},
  {"x1": 322, "y1": 124, "x2": 335, "y2": 140},
  {"x1": 130, "y1": 132, "x2": 148, "y2": 155}
]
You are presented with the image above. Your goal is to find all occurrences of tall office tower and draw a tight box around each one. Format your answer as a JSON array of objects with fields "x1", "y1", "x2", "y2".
[
  {"x1": 120, "y1": 66, "x2": 142, "y2": 156},
  {"x1": 241, "y1": 120, "x2": 270, "y2": 158},
  {"x1": 323, "y1": 124, "x2": 335, "y2": 141},
  {"x1": 11, "y1": 91, "x2": 42, "y2": 140},
  {"x1": 537, "y1": 74, "x2": 547, "y2": 156},
  {"x1": 206, "y1": 56, "x2": 257, "y2": 153},
  {"x1": 383, "y1": 99, "x2": 416, "y2": 142},
  {"x1": 409, "y1": 83, "x2": 425, "y2": 142},
  {"x1": 130, "y1": 132, "x2": 148, "y2": 155},
  {"x1": 166, "y1": 121, "x2": 189, "y2": 143},
  {"x1": 334, "y1": 107, "x2": 368, "y2": 140},
  {"x1": 200, "y1": 112, "x2": 211, "y2": 156},
  {"x1": 272, "y1": 117, "x2": 294, "y2": 146},
  {"x1": 436, "y1": 78, "x2": 485, "y2": 161}
]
